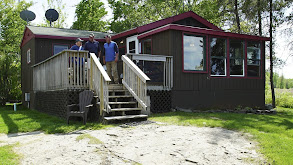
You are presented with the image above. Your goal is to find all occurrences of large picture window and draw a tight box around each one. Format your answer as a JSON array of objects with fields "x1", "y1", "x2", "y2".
[
  {"x1": 230, "y1": 40, "x2": 244, "y2": 76},
  {"x1": 247, "y1": 42, "x2": 261, "y2": 77},
  {"x1": 53, "y1": 44, "x2": 69, "y2": 55},
  {"x1": 210, "y1": 37, "x2": 226, "y2": 76},
  {"x1": 183, "y1": 34, "x2": 206, "y2": 71}
]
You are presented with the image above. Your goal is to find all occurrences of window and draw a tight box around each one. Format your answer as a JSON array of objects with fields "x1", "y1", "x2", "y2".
[
  {"x1": 140, "y1": 38, "x2": 152, "y2": 54},
  {"x1": 183, "y1": 34, "x2": 206, "y2": 71},
  {"x1": 230, "y1": 40, "x2": 244, "y2": 76},
  {"x1": 210, "y1": 38, "x2": 226, "y2": 76},
  {"x1": 53, "y1": 44, "x2": 68, "y2": 55},
  {"x1": 247, "y1": 42, "x2": 261, "y2": 77},
  {"x1": 129, "y1": 41, "x2": 136, "y2": 53},
  {"x1": 126, "y1": 35, "x2": 138, "y2": 54},
  {"x1": 27, "y1": 49, "x2": 31, "y2": 64}
]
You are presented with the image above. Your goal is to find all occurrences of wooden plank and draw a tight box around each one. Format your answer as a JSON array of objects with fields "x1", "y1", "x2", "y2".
[
  {"x1": 122, "y1": 79, "x2": 147, "y2": 110},
  {"x1": 110, "y1": 108, "x2": 142, "y2": 111},
  {"x1": 104, "y1": 114, "x2": 148, "y2": 121}
]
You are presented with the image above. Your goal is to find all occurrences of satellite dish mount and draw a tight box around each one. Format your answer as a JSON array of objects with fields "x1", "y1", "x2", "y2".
[{"x1": 45, "y1": 9, "x2": 59, "y2": 27}]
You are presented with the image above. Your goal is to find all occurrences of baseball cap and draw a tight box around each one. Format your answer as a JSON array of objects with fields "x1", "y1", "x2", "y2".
[
  {"x1": 89, "y1": 33, "x2": 95, "y2": 38},
  {"x1": 75, "y1": 38, "x2": 84, "y2": 42}
]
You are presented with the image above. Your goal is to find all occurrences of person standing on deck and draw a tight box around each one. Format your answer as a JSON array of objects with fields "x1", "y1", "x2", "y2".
[
  {"x1": 70, "y1": 38, "x2": 84, "y2": 65},
  {"x1": 84, "y1": 33, "x2": 101, "y2": 62},
  {"x1": 70, "y1": 38, "x2": 84, "y2": 50},
  {"x1": 103, "y1": 35, "x2": 119, "y2": 84}
]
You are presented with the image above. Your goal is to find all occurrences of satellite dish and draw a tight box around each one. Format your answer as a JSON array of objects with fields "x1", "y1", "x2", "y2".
[
  {"x1": 45, "y1": 9, "x2": 59, "y2": 27},
  {"x1": 20, "y1": 10, "x2": 36, "y2": 24}
]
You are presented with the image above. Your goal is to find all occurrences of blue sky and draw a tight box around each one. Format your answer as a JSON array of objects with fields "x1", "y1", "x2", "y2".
[{"x1": 25, "y1": 0, "x2": 293, "y2": 79}]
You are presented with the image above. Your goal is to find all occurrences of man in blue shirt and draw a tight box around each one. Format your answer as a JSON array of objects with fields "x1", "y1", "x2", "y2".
[
  {"x1": 103, "y1": 35, "x2": 119, "y2": 84},
  {"x1": 84, "y1": 33, "x2": 101, "y2": 58},
  {"x1": 70, "y1": 38, "x2": 84, "y2": 50}
]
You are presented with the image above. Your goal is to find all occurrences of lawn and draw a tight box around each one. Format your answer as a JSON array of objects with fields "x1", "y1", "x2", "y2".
[
  {"x1": 150, "y1": 107, "x2": 293, "y2": 165},
  {"x1": 0, "y1": 105, "x2": 110, "y2": 134},
  {"x1": 0, "y1": 105, "x2": 112, "y2": 164}
]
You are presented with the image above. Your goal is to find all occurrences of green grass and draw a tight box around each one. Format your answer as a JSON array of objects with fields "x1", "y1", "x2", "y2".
[
  {"x1": 0, "y1": 144, "x2": 20, "y2": 165},
  {"x1": 76, "y1": 133, "x2": 103, "y2": 144},
  {"x1": 266, "y1": 88, "x2": 293, "y2": 108},
  {"x1": 0, "y1": 105, "x2": 112, "y2": 164},
  {"x1": 0, "y1": 105, "x2": 111, "y2": 134},
  {"x1": 150, "y1": 107, "x2": 293, "y2": 165}
]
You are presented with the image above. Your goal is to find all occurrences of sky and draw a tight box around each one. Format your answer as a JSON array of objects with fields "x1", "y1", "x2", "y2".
[{"x1": 24, "y1": 0, "x2": 293, "y2": 79}]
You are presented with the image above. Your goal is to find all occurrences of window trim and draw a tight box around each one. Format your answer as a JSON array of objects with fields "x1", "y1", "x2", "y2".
[
  {"x1": 52, "y1": 43, "x2": 69, "y2": 56},
  {"x1": 126, "y1": 35, "x2": 139, "y2": 54},
  {"x1": 229, "y1": 39, "x2": 245, "y2": 77},
  {"x1": 209, "y1": 36, "x2": 227, "y2": 77},
  {"x1": 246, "y1": 41, "x2": 262, "y2": 78},
  {"x1": 182, "y1": 32, "x2": 208, "y2": 73},
  {"x1": 27, "y1": 48, "x2": 31, "y2": 64}
]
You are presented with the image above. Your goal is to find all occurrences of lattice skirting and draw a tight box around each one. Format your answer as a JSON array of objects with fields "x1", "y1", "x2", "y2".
[
  {"x1": 34, "y1": 89, "x2": 98, "y2": 120},
  {"x1": 147, "y1": 90, "x2": 172, "y2": 113}
]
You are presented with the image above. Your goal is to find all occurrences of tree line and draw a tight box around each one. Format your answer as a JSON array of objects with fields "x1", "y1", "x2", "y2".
[{"x1": 266, "y1": 72, "x2": 293, "y2": 89}]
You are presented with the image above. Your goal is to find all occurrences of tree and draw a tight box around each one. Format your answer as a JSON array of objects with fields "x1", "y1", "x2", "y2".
[
  {"x1": 72, "y1": 0, "x2": 108, "y2": 32},
  {"x1": 269, "y1": 0, "x2": 276, "y2": 107},
  {"x1": 0, "y1": 0, "x2": 32, "y2": 105},
  {"x1": 108, "y1": 0, "x2": 226, "y2": 33},
  {"x1": 39, "y1": 0, "x2": 67, "y2": 28}
]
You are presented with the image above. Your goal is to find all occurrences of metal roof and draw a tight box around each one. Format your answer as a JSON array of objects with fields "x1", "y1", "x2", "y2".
[{"x1": 27, "y1": 26, "x2": 113, "y2": 39}]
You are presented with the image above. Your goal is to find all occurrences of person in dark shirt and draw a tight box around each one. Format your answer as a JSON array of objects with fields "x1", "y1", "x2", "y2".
[
  {"x1": 70, "y1": 38, "x2": 84, "y2": 50},
  {"x1": 69, "y1": 38, "x2": 84, "y2": 66},
  {"x1": 84, "y1": 33, "x2": 101, "y2": 58}
]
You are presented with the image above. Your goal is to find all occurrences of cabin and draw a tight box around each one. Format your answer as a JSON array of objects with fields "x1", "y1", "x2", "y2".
[{"x1": 21, "y1": 11, "x2": 270, "y2": 121}]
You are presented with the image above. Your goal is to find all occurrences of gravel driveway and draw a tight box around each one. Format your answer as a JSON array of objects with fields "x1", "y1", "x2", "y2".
[{"x1": 0, "y1": 121, "x2": 264, "y2": 165}]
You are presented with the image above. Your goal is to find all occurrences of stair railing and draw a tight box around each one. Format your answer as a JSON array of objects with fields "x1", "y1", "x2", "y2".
[
  {"x1": 122, "y1": 55, "x2": 150, "y2": 111},
  {"x1": 89, "y1": 53, "x2": 111, "y2": 114}
]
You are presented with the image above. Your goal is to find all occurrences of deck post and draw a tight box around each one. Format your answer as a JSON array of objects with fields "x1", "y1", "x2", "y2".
[
  {"x1": 100, "y1": 75, "x2": 104, "y2": 116},
  {"x1": 90, "y1": 57, "x2": 93, "y2": 90}
]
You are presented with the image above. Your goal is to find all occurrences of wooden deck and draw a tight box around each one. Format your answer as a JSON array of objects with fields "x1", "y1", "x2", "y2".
[{"x1": 32, "y1": 50, "x2": 173, "y2": 121}]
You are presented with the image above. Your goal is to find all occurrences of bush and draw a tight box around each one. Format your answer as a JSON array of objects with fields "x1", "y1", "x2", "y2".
[{"x1": 266, "y1": 89, "x2": 293, "y2": 108}]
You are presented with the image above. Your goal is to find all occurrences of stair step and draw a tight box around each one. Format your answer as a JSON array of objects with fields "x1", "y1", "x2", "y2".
[
  {"x1": 104, "y1": 114, "x2": 148, "y2": 121},
  {"x1": 108, "y1": 101, "x2": 137, "y2": 105},
  {"x1": 108, "y1": 95, "x2": 133, "y2": 98},
  {"x1": 108, "y1": 89, "x2": 128, "y2": 92},
  {"x1": 108, "y1": 84, "x2": 124, "y2": 90},
  {"x1": 111, "y1": 108, "x2": 142, "y2": 112}
]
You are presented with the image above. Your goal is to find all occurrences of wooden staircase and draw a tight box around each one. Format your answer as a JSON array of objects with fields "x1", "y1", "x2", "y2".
[{"x1": 100, "y1": 84, "x2": 148, "y2": 122}]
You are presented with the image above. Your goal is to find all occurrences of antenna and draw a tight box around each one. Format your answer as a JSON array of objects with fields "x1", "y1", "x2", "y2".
[
  {"x1": 45, "y1": 9, "x2": 59, "y2": 27},
  {"x1": 20, "y1": 10, "x2": 36, "y2": 24}
]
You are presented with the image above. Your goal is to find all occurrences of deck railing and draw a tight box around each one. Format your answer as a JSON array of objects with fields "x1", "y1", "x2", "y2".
[
  {"x1": 122, "y1": 55, "x2": 150, "y2": 111},
  {"x1": 89, "y1": 53, "x2": 111, "y2": 114},
  {"x1": 126, "y1": 53, "x2": 173, "y2": 90},
  {"x1": 33, "y1": 50, "x2": 89, "y2": 91}
]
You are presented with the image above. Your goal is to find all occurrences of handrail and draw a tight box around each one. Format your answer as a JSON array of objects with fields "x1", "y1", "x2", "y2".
[
  {"x1": 127, "y1": 53, "x2": 173, "y2": 89},
  {"x1": 33, "y1": 50, "x2": 88, "y2": 91},
  {"x1": 33, "y1": 50, "x2": 88, "y2": 67},
  {"x1": 122, "y1": 55, "x2": 150, "y2": 110},
  {"x1": 89, "y1": 53, "x2": 111, "y2": 114}
]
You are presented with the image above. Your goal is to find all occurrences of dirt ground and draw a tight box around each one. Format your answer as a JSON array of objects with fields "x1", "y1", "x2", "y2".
[{"x1": 0, "y1": 121, "x2": 264, "y2": 165}]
